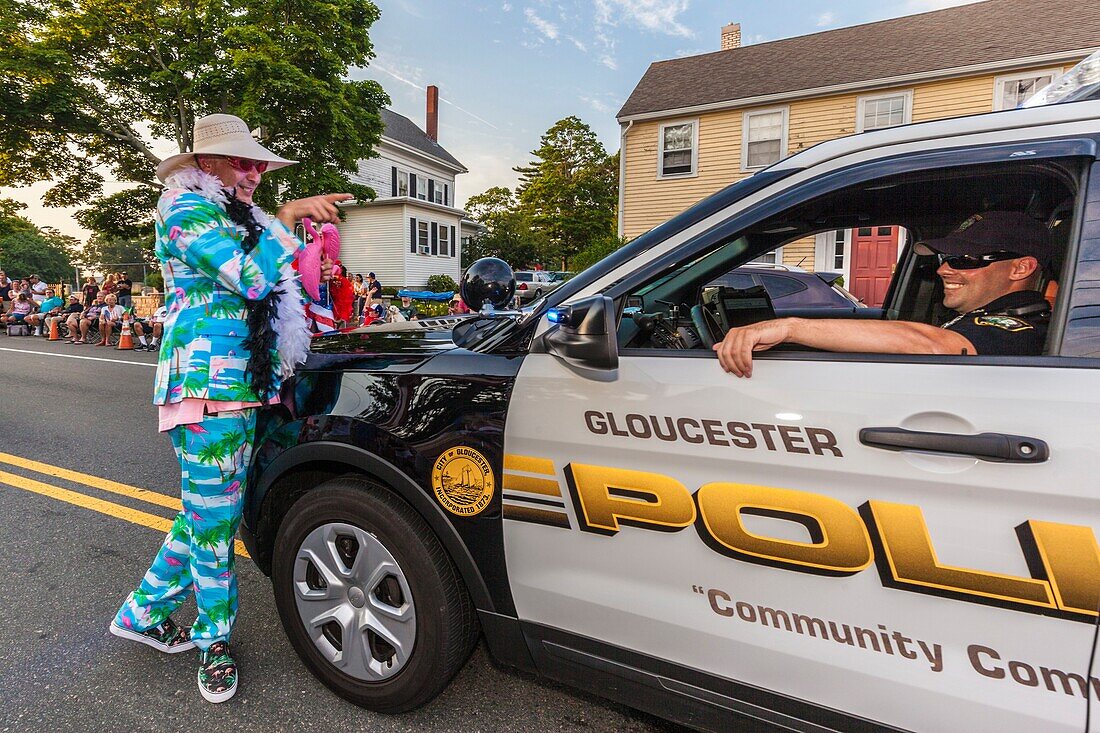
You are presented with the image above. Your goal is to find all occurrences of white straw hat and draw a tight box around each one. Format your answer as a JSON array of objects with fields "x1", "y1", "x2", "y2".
[{"x1": 156, "y1": 113, "x2": 298, "y2": 183}]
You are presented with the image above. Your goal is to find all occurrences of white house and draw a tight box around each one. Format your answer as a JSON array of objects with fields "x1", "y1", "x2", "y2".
[{"x1": 337, "y1": 87, "x2": 469, "y2": 288}]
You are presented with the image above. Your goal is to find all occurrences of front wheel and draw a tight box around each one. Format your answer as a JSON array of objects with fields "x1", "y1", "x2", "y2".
[{"x1": 272, "y1": 476, "x2": 478, "y2": 712}]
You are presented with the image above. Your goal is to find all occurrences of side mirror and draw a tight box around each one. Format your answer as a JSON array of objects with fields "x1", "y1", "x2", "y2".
[{"x1": 536, "y1": 295, "x2": 618, "y2": 371}]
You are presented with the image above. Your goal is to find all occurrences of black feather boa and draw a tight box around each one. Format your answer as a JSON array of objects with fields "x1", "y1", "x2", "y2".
[{"x1": 224, "y1": 193, "x2": 280, "y2": 404}]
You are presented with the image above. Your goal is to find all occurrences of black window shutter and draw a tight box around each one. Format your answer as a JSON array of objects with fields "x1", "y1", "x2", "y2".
[
  {"x1": 450, "y1": 226, "x2": 456, "y2": 257},
  {"x1": 430, "y1": 222, "x2": 438, "y2": 256},
  {"x1": 391, "y1": 166, "x2": 398, "y2": 197},
  {"x1": 444, "y1": 184, "x2": 449, "y2": 207},
  {"x1": 410, "y1": 174, "x2": 417, "y2": 198},
  {"x1": 410, "y1": 218, "x2": 417, "y2": 254},
  {"x1": 427, "y1": 179, "x2": 435, "y2": 202}
]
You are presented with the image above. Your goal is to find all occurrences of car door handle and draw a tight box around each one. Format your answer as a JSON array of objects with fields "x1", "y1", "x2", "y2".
[{"x1": 859, "y1": 427, "x2": 1049, "y2": 463}]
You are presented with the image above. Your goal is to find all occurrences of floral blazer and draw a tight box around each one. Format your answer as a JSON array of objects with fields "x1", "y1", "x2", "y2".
[{"x1": 152, "y1": 168, "x2": 309, "y2": 406}]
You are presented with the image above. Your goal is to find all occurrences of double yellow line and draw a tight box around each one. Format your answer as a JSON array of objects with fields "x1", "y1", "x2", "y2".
[{"x1": 0, "y1": 451, "x2": 250, "y2": 558}]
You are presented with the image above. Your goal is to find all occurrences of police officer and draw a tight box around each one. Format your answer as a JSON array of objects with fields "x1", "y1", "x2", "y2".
[{"x1": 715, "y1": 211, "x2": 1052, "y2": 377}]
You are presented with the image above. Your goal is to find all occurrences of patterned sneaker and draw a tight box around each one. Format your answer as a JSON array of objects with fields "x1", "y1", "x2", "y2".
[
  {"x1": 197, "y1": 641, "x2": 237, "y2": 703},
  {"x1": 109, "y1": 617, "x2": 195, "y2": 654}
]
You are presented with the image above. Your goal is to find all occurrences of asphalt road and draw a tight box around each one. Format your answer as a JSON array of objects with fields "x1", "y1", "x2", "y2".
[{"x1": 0, "y1": 337, "x2": 685, "y2": 733}]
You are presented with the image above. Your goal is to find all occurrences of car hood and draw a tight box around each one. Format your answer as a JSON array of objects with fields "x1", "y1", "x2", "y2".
[{"x1": 302, "y1": 320, "x2": 460, "y2": 372}]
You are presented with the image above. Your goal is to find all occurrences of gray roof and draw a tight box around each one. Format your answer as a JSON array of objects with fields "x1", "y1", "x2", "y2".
[
  {"x1": 381, "y1": 108, "x2": 465, "y2": 170},
  {"x1": 619, "y1": 0, "x2": 1100, "y2": 119}
]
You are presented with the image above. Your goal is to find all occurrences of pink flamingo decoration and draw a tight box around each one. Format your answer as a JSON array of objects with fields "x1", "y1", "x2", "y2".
[
  {"x1": 165, "y1": 556, "x2": 184, "y2": 568},
  {"x1": 185, "y1": 423, "x2": 208, "y2": 434},
  {"x1": 222, "y1": 480, "x2": 241, "y2": 495},
  {"x1": 298, "y1": 217, "x2": 324, "y2": 301},
  {"x1": 320, "y1": 222, "x2": 341, "y2": 263}
]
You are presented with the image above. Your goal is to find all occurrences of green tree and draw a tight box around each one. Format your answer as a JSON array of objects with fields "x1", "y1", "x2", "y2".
[
  {"x1": 0, "y1": 199, "x2": 38, "y2": 237},
  {"x1": 0, "y1": 230, "x2": 77, "y2": 282},
  {"x1": 463, "y1": 186, "x2": 553, "y2": 269},
  {"x1": 514, "y1": 117, "x2": 618, "y2": 269},
  {"x1": 572, "y1": 234, "x2": 630, "y2": 272},
  {"x1": 78, "y1": 235, "x2": 156, "y2": 273},
  {"x1": 1, "y1": 0, "x2": 389, "y2": 239}
]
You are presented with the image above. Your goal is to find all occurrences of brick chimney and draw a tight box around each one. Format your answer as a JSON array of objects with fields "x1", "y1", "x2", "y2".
[
  {"x1": 721, "y1": 22, "x2": 741, "y2": 50},
  {"x1": 426, "y1": 85, "x2": 439, "y2": 142}
]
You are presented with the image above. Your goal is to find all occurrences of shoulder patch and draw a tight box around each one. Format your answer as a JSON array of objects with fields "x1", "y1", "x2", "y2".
[{"x1": 973, "y1": 315, "x2": 1033, "y2": 332}]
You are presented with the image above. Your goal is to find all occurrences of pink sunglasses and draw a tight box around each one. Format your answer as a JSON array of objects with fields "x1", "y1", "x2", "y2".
[{"x1": 224, "y1": 156, "x2": 269, "y2": 174}]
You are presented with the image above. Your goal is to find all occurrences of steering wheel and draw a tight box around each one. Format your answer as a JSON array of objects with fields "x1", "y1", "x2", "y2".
[{"x1": 690, "y1": 305, "x2": 717, "y2": 349}]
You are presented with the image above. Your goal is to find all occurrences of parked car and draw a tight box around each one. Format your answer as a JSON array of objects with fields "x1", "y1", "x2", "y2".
[
  {"x1": 708, "y1": 263, "x2": 868, "y2": 316},
  {"x1": 513, "y1": 270, "x2": 559, "y2": 303},
  {"x1": 243, "y1": 79, "x2": 1100, "y2": 732}
]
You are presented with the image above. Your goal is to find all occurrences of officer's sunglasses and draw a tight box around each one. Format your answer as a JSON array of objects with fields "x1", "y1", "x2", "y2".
[
  {"x1": 224, "y1": 156, "x2": 269, "y2": 174},
  {"x1": 935, "y1": 251, "x2": 1021, "y2": 270}
]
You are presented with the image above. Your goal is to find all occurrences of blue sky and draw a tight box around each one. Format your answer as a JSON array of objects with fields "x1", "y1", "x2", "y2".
[{"x1": 7, "y1": 0, "x2": 980, "y2": 239}]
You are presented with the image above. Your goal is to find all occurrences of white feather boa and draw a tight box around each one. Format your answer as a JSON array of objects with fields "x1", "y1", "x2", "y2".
[{"x1": 165, "y1": 167, "x2": 311, "y2": 377}]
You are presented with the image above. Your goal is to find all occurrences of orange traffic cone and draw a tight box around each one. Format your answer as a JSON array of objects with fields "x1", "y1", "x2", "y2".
[
  {"x1": 117, "y1": 316, "x2": 134, "y2": 350},
  {"x1": 48, "y1": 317, "x2": 60, "y2": 341}
]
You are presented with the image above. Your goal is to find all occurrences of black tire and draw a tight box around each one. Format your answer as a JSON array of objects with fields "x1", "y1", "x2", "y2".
[{"x1": 272, "y1": 476, "x2": 478, "y2": 712}]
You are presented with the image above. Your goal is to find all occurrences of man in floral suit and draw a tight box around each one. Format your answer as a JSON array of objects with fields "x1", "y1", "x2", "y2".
[{"x1": 110, "y1": 113, "x2": 350, "y2": 703}]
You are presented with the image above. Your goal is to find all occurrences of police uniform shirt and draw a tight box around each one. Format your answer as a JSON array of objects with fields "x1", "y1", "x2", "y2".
[{"x1": 941, "y1": 290, "x2": 1049, "y2": 356}]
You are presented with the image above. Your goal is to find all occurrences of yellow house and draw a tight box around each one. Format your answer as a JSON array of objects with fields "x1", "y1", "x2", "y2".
[{"x1": 617, "y1": 0, "x2": 1100, "y2": 305}]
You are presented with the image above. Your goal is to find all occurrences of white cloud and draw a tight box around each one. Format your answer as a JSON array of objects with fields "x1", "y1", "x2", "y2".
[
  {"x1": 502, "y1": 2, "x2": 512, "y2": 10},
  {"x1": 367, "y1": 53, "x2": 426, "y2": 90},
  {"x1": 599, "y1": 54, "x2": 618, "y2": 70},
  {"x1": 567, "y1": 35, "x2": 587, "y2": 52},
  {"x1": 580, "y1": 94, "x2": 624, "y2": 116},
  {"x1": 594, "y1": 0, "x2": 693, "y2": 39},
  {"x1": 743, "y1": 33, "x2": 769, "y2": 45},
  {"x1": 524, "y1": 8, "x2": 559, "y2": 40},
  {"x1": 674, "y1": 47, "x2": 710, "y2": 58},
  {"x1": 816, "y1": 11, "x2": 835, "y2": 27},
  {"x1": 391, "y1": 0, "x2": 425, "y2": 19}
]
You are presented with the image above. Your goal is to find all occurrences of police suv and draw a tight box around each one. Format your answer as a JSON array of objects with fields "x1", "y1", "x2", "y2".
[{"x1": 243, "y1": 62, "x2": 1100, "y2": 733}]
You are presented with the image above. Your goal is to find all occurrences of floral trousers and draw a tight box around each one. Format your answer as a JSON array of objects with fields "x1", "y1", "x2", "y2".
[{"x1": 114, "y1": 409, "x2": 257, "y2": 651}]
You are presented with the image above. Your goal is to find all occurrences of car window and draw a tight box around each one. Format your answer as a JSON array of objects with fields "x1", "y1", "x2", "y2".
[
  {"x1": 615, "y1": 155, "x2": 1086, "y2": 360},
  {"x1": 708, "y1": 272, "x2": 757, "y2": 290},
  {"x1": 516, "y1": 273, "x2": 534, "y2": 282},
  {"x1": 757, "y1": 274, "x2": 808, "y2": 300}
]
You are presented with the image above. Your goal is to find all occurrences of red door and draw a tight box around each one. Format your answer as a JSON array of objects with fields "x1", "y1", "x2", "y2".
[{"x1": 849, "y1": 226, "x2": 899, "y2": 307}]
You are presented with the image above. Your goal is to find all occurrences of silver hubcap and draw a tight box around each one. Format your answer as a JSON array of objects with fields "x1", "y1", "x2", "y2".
[{"x1": 293, "y1": 522, "x2": 416, "y2": 681}]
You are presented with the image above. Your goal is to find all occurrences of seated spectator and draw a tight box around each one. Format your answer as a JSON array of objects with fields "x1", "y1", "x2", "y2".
[
  {"x1": 26, "y1": 288, "x2": 63, "y2": 335},
  {"x1": 97, "y1": 293, "x2": 126, "y2": 346},
  {"x1": 133, "y1": 304, "x2": 167, "y2": 352},
  {"x1": 52, "y1": 295, "x2": 84, "y2": 338},
  {"x1": 362, "y1": 302, "x2": 385, "y2": 326},
  {"x1": 397, "y1": 295, "x2": 418, "y2": 321},
  {"x1": 81, "y1": 276, "x2": 99, "y2": 307},
  {"x1": 448, "y1": 293, "x2": 470, "y2": 315},
  {"x1": 2, "y1": 292, "x2": 36, "y2": 329},
  {"x1": 70, "y1": 295, "x2": 106, "y2": 344},
  {"x1": 27, "y1": 274, "x2": 48, "y2": 304}
]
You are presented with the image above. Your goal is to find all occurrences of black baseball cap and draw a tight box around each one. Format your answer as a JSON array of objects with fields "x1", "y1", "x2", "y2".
[{"x1": 915, "y1": 211, "x2": 1052, "y2": 269}]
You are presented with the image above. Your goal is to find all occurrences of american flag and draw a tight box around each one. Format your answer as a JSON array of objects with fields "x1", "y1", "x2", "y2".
[{"x1": 307, "y1": 282, "x2": 335, "y2": 331}]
